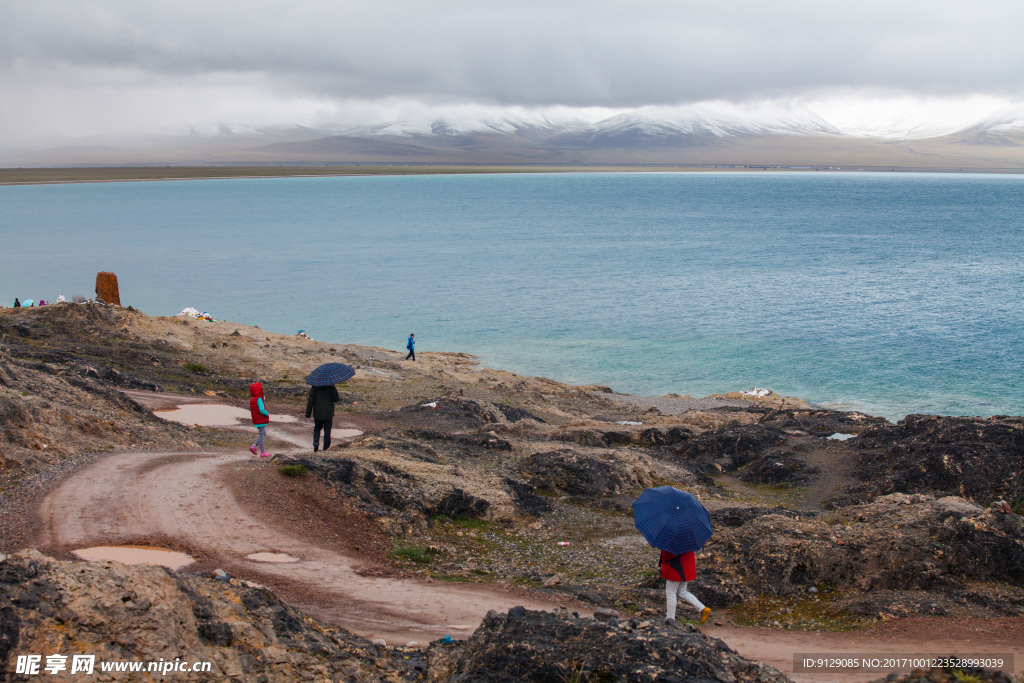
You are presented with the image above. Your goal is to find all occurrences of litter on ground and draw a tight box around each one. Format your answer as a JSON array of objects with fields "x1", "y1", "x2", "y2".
[{"x1": 178, "y1": 307, "x2": 215, "y2": 321}]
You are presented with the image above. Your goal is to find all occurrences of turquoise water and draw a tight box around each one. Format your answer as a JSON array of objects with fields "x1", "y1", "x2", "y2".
[{"x1": 2, "y1": 172, "x2": 1022, "y2": 420}]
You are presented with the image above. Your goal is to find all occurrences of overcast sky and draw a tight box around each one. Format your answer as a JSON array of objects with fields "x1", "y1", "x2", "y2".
[{"x1": 2, "y1": 0, "x2": 1023, "y2": 145}]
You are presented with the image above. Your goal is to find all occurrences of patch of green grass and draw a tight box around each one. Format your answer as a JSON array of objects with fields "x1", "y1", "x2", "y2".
[
  {"x1": 1013, "y1": 500, "x2": 1024, "y2": 516},
  {"x1": 182, "y1": 362, "x2": 209, "y2": 373},
  {"x1": 21, "y1": 390, "x2": 28, "y2": 396},
  {"x1": 729, "y1": 589, "x2": 865, "y2": 631},
  {"x1": 394, "y1": 543, "x2": 433, "y2": 565},
  {"x1": 278, "y1": 464, "x2": 307, "y2": 478},
  {"x1": 951, "y1": 671, "x2": 984, "y2": 683}
]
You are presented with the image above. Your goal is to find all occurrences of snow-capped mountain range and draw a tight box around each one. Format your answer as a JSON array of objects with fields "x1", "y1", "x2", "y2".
[
  {"x1": 328, "y1": 100, "x2": 1024, "y2": 142},
  {"x1": 4, "y1": 100, "x2": 1023, "y2": 168}
]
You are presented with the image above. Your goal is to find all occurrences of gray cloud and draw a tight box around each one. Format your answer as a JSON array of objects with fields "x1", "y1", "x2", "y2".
[{"x1": 2, "y1": 0, "x2": 1023, "y2": 144}]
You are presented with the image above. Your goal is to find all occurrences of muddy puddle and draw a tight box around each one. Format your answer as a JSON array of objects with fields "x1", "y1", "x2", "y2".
[
  {"x1": 155, "y1": 404, "x2": 299, "y2": 427},
  {"x1": 74, "y1": 546, "x2": 195, "y2": 570},
  {"x1": 246, "y1": 552, "x2": 300, "y2": 563}
]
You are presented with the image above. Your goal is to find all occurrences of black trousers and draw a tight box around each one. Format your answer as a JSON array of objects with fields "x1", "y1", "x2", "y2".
[
  {"x1": 313, "y1": 418, "x2": 333, "y2": 451},
  {"x1": 405, "y1": 349, "x2": 415, "y2": 360}
]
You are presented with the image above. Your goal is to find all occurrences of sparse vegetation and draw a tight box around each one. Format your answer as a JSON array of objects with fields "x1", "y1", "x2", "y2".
[
  {"x1": 182, "y1": 362, "x2": 209, "y2": 374},
  {"x1": 951, "y1": 670, "x2": 984, "y2": 683},
  {"x1": 729, "y1": 589, "x2": 864, "y2": 631},
  {"x1": 278, "y1": 464, "x2": 307, "y2": 478},
  {"x1": 393, "y1": 543, "x2": 433, "y2": 564}
]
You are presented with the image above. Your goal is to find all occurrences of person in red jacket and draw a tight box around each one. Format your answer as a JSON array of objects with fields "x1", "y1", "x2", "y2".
[
  {"x1": 660, "y1": 549, "x2": 711, "y2": 625},
  {"x1": 248, "y1": 382, "x2": 271, "y2": 457}
]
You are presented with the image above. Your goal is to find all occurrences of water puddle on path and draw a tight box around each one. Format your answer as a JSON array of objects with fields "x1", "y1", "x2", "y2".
[
  {"x1": 246, "y1": 552, "x2": 300, "y2": 563},
  {"x1": 155, "y1": 404, "x2": 299, "y2": 427},
  {"x1": 74, "y1": 546, "x2": 195, "y2": 570}
]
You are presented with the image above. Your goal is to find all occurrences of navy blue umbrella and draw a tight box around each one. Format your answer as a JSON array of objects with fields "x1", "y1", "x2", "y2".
[
  {"x1": 632, "y1": 486, "x2": 712, "y2": 554},
  {"x1": 305, "y1": 363, "x2": 355, "y2": 386}
]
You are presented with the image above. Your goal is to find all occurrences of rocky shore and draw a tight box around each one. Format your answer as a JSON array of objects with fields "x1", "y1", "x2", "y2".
[{"x1": 1, "y1": 303, "x2": 1022, "y2": 681}]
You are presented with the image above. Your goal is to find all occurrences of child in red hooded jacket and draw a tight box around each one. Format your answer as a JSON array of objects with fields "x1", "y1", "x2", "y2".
[
  {"x1": 249, "y1": 382, "x2": 271, "y2": 457},
  {"x1": 660, "y1": 549, "x2": 711, "y2": 625}
]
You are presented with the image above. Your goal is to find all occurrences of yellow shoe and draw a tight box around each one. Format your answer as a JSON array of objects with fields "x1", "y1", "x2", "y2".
[{"x1": 700, "y1": 607, "x2": 711, "y2": 625}]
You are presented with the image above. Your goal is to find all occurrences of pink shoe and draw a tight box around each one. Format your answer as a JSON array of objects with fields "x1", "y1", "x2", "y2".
[
  {"x1": 249, "y1": 445, "x2": 258, "y2": 455},
  {"x1": 260, "y1": 452, "x2": 271, "y2": 458}
]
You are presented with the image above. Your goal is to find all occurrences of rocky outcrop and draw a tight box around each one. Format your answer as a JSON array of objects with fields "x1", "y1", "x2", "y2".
[
  {"x1": 874, "y1": 666, "x2": 1015, "y2": 683},
  {"x1": 759, "y1": 409, "x2": 888, "y2": 437},
  {"x1": 425, "y1": 606, "x2": 789, "y2": 683},
  {"x1": 391, "y1": 397, "x2": 544, "y2": 433},
  {"x1": 0, "y1": 551, "x2": 413, "y2": 682},
  {"x1": 550, "y1": 424, "x2": 696, "y2": 449},
  {"x1": 740, "y1": 451, "x2": 820, "y2": 485},
  {"x1": 290, "y1": 454, "x2": 493, "y2": 524},
  {"x1": 700, "y1": 494, "x2": 1024, "y2": 609},
  {"x1": 0, "y1": 355, "x2": 193, "y2": 471},
  {"x1": 848, "y1": 415, "x2": 1024, "y2": 507},
  {"x1": 673, "y1": 424, "x2": 791, "y2": 476},
  {"x1": 518, "y1": 448, "x2": 655, "y2": 500}
]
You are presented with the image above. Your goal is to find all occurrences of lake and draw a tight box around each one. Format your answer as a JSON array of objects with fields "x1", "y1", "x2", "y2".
[{"x1": 2, "y1": 171, "x2": 1021, "y2": 420}]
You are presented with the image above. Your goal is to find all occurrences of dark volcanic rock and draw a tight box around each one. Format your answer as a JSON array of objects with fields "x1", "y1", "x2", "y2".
[
  {"x1": 848, "y1": 415, "x2": 1024, "y2": 507},
  {"x1": 740, "y1": 451, "x2": 820, "y2": 485},
  {"x1": 352, "y1": 428, "x2": 512, "y2": 462},
  {"x1": 711, "y1": 506, "x2": 805, "y2": 528},
  {"x1": 553, "y1": 426, "x2": 632, "y2": 447},
  {"x1": 633, "y1": 425, "x2": 695, "y2": 447},
  {"x1": 293, "y1": 455, "x2": 491, "y2": 522},
  {"x1": 518, "y1": 448, "x2": 654, "y2": 500},
  {"x1": 874, "y1": 666, "x2": 1015, "y2": 683},
  {"x1": 502, "y1": 478, "x2": 553, "y2": 516},
  {"x1": 760, "y1": 409, "x2": 888, "y2": 437},
  {"x1": 390, "y1": 397, "x2": 541, "y2": 433},
  {"x1": 425, "y1": 607, "x2": 789, "y2": 683},
  {"x1": 703, "y1": 494, "x2": 1024, "y2": 607},
  {"x1": 674, "y1": 425, "x2": 790, "y2": 476}
]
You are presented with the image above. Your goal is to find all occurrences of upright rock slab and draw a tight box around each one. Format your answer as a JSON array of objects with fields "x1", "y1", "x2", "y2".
[{"x1": 94, "y1": 271, "x2": 120, "y2": 306}]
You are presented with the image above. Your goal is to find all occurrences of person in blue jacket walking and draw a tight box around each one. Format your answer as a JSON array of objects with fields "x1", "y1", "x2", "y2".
[{"x1": 405, "y1": 333, "x2": 415, "y2": 361}]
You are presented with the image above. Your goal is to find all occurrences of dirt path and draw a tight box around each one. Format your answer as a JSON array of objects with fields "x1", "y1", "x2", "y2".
[
  {"x1": 34, "y1": 447, "x2": 572, "y2": 646},
  {"x1": 27, "y1": 395, "x2": 1023, "y2": 680},
  {"x1": 33, "y1": 445, "x2": 1023, "y2": 681}
]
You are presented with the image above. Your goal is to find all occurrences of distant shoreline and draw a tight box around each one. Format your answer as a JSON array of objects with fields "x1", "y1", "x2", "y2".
[{"x1": 3, "y1": 164, "x2": 1024, "y2": 185}]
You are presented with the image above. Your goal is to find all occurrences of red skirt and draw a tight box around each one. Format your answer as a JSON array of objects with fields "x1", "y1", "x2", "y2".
[{"x1": 659, "y1": 550, "x2": 696, "y2": 582}]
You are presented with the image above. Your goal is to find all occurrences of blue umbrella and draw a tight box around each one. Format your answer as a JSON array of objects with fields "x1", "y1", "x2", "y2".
[
  {"x1": 632, "y1": 486, "x2": 712, "y2": 554},
  {"x1": 306, "y1": 363, "x2": 355, "y2": 386}
]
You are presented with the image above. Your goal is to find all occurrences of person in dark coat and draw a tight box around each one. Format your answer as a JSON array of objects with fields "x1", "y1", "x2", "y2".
[
  {"x1": 306, "y1": 384, "x2": 340, "y2": 452},
  {"x1": 660, "y1": 549, "x2": 711, "y2": 625},
  {"x1": 13, "y1": 298, "x2": 20, "y2": 308}
]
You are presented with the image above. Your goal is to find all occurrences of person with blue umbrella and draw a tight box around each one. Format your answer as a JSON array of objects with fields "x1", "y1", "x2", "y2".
[
  {"x1": 633, "y1": 485, "x2": 713, "y2": 626},
  {"x1": 305, "y1": 363, "x2": 355, "y2": 452}
]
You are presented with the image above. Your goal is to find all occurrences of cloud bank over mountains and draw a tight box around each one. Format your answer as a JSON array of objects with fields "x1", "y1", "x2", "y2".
[{"x1": 2, "y1": 0, "x2": 1023, "y2": 152}]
